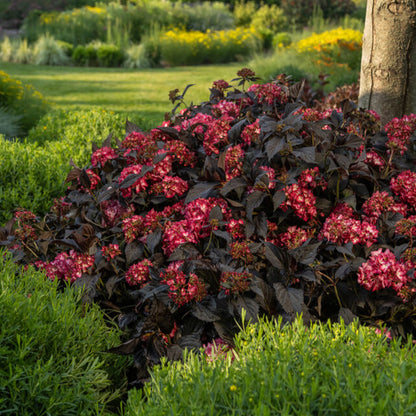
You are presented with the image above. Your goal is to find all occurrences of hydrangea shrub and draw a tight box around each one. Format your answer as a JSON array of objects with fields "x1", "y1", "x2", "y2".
[{"x1": 3, "y1": 69, "x2": 416, "y2": 386}]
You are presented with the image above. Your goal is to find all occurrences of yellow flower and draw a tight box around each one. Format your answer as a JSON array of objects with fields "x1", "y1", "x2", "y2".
[{"x1": 230, "y1": 385, "x2": 237, "y2": 392}]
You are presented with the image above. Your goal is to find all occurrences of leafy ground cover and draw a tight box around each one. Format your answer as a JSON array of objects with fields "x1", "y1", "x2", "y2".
[
  {"x1": 126, "y1": 316, "x2": 416, "y2": 415},
  {"x1": 3, "y1": 68, "x2": 416, "y2": 395}
]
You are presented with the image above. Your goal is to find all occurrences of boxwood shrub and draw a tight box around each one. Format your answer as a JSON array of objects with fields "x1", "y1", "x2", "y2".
[
  {"x1": 126, "y1": 316, "x2": 416, "y2": 415},
  {"x1": 0, "y1": 250, "x2": 129, "y2": 415}
]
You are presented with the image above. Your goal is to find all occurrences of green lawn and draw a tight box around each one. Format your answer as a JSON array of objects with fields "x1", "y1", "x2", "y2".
[{"x1": 2, "y1": 62, "x2": 244, "y2": 127}]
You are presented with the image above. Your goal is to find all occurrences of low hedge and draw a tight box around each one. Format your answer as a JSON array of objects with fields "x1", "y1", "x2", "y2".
[
  {"x1": 0, "y1": 250, "x2": 129, "y2": 415},
  {"x1": 126, "y1": 316, "x2": 416, "y2": 415},
  {"x1": 0, "y1": 108, "x2": 131, "y2": 224}
]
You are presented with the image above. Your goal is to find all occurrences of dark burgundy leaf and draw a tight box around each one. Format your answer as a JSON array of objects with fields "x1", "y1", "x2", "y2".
[
  {"x1": 265, "y1": 136, "x2": 285, "y2": 160},
  {"x1": 65, "y1": 167, "x2": 82, "y2": 183},
  {"x1": 192, "y1": 297, "x2": 220, "y2": 322},
  {"x1": 272, "y1": 190, "x2": 286, "y2": 211},
  {"x1": 338, "y1": 307, "x2": 357, "y2": 325},
  {"x1": 292, "y1": 146, "x2": 316, "y2": 163},
  {"x1": 264, "y1": 242, "x2": 285, "y2": 270},
  {"x1": 220, "y1": 177, "x2": 247, "y2": 198},
  {"x1": 102, "y1": 132, "x2": 113, "y2": 148},
  {"x1": 185, "y1": 182, "x2": 217, "y2": 204},
  {"x1": 166, "y1": 345, "x2": 183, "y2": 361},
  {"x1": 156, "y1": 126, "x2": 180, "y2": 140},
  {"x1": 289, "y1": 241, "x2": 321, "y2": 265},
  {"x1": 146, "y1": 228, "x2": 162, "y2": 254},
  {"x1": 108, "y1": 337, "x2": 141, "y2": 355},
  {"x1": 246, "y1": 190, "x2": 266, "y2": 220},
  {"x1": 233, "y1": 296, "x2": 259, "y2": 323},
  {"x1": 96, "y1": 185, "x2": 117, "y2": 204},
  {"x1": 126, "y1": 119, "x2": 142, "y2": 135},
  {"x1": 125, "y1": 241, "x2": 144, "y2": 265}
]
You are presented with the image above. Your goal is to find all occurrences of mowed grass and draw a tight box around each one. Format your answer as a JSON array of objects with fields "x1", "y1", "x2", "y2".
[{"x1": 2, "y1": 62, "x2": 244, "y2": 128}]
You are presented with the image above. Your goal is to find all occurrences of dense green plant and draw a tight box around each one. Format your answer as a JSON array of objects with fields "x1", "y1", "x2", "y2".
[
  {"x1": 126, "y1": 316, "x2": 416, "y2": 415},
  {"x1": 21, "y1": 1, "x2": 173, "y2": 46},
  {"x1": 158, "y1": 28, "x2": 261, "y2": 66},
  {"x1": 0, "y1": 0, "x2": 109, "y2": 28},
  {"x1": 233, "y1": 0, "x2": 257, "y2": 27},
  {"x1": 72, "y1": 42, "x2": 99, "y2": 66},
  {"x1": 273, "y1": 32, "x2": 292, "y2": 49},
  {"x1": 33, "y1": 34, "x2": 71, "y2": 66},
  {"x1": 4, "y1": 69, "x2": 416, "y2": 391},
  {"x1": 172, "y1": 2, "x2": 235, "y2": 32},
  {"x1": 123, "y1": 44, "x2": 152, "y2": 69},
  {"x1": 14, "y1": 38, "x2": 33, "y2": 64},
  {"x1": 0, "y1": 108, "x2": 128, "y2": 223},
  {"x1": 0, "y1": 106, "x2": 22, "y2": 138},
  {"x1": 0, "y1": 70, "x2": 49, "y2": 134},
  {"x1": 0, "y1": 250, "x2": 128, "y2": 415},
  {"x1": 280, "y1": 0, "x2": 356, "y2": 27},
  {"x1": 97, "y1": 43, "x2": 125, "y2": 67}
]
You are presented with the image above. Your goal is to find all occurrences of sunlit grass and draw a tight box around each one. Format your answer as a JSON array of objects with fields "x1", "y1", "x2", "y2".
[{"x1": 1, "y1": 62, "x2": 244, "y2": 128}]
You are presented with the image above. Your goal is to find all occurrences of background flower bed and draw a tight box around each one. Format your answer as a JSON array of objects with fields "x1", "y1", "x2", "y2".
[{"x1": 3, "y1": 68, "x2": 416, "y2": 392}]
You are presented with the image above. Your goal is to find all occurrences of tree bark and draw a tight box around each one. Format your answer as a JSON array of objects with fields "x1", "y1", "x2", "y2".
[{"x1": 358, "y1": 0, "x2": 416, "y2": 124}]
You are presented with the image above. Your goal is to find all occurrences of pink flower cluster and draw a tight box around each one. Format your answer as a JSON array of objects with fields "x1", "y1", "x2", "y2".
[
  {"x1": 390, "y1": 171, "x2": 416, "y2": 207},
  {"x1": 161, "y1": 261, "x2": 207, "y2": 306},
  {"x1": 51, "y1": 197, "x2": 72, "y2": 218},
  {"x1": 364, "y1": 150, "x2": 386, "y2": 171},
  {"x1": 248, "y1": 83, "x2": 288, "y2": 106},
  {"x1": 125, "y1": 259, "x2": 153, "y2": 287},
  {"x1": 362, "y1": 191, "x2": 407, "y2": 223},
  {"x1": 294, "y1": 108, "x2": 333, "y2": 122},
  {"x1": 227, "y1": 218, "x2": 245, "y2": 240},
  {"x1": 91, "y1": 146, "x2": 118, "y2": 167},
  {"x1": 14, "y1": 209, "x2": 37, "y2": 241},
  {"x1": 230, "y1": 240, "x2": 254, "y2": 263},
  {"x1": 220, "y1": 271, "x2": 252, "y2": 295},
  {"x1": 150, "y1": 175, "x2": 189, "y2": 199},
  {"x1": 319, "y1": 203, "x2": 378, "y2": 247},
  {"x1": 101, "y1": 244, "x2": 121, "y2": 261},
  {"x1": 298, "y1": 167, "x2": 327, "y2": 190},
  {"x1": 118, "y1": 164, "x2": 148, "y2": 198},
  {"x1": 395, "y1": 216, "x2": 416, "y2": 239},
  {"x1": 101, "y1": 199, "x2": 133, "y2": 228},
  {"x1": 241, "y1": 119, "x2": 260, "y2": 146},
  {"x1": 203, "y1": 116, "x2": 232, "y2": 155},
  {"x1": 212, "y1": 79, "x2": 231, "y2": 93},
  {"x1": 36, "y1": 250, "x2": 94, "y2": 283},
  {"x1": 384, "y1": 113, "x2": 416, "y2": 155},
  {"x1": 276, "y1": 226, "x2": 315, "y2": 250},
  {"x1": 280, "y1": 183, "x2": 317, "y2": 222},
  {"x1": 213, "y1": 100, "x2": 240, "y2": 118},
  {"x1": 225, "y1": 145, "x2": 245, "y2": 181},
  {"x1": 358, "y1": 248, "x2": 411, "y2": 297}
]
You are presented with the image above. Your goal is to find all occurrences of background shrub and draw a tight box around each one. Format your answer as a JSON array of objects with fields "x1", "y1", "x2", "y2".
[
  {"x1": 126, "y1": 317, "x2": 416, "y2": 415},
  {"x1": 123, "y1": 43, "x2": 152, "y2": 69},
  {"x1": 97, "y1": 43, "x2": 124, "y2": 67},
  {"x1": 72, "y1": 43, "x2": 99, "y2": 66},
  {"x1": 159, "y1": 27, "x2": 261, "y2": 66},
  {"x1": 0, "y1": 108, "x2": 127, "y2": 223},
  {"x1": 33, "y1": 34, "x2": 71, "y2": 66},
  {"x1": 0, "y1": 251, "x2": 128, "y2": 415},
  {"x1": 172, "y1": 2, "x2": 235, "y2": 32},
  {"x1": 0, "y1": 70, "x2": 49, "y2": 135}
]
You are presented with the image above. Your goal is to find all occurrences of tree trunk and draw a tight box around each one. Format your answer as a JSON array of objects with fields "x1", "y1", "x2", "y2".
[{"x1": 358, "y1": 0, "x2": 416, "y2": 124}]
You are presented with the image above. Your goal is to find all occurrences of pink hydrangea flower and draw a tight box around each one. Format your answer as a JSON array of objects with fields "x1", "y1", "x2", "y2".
[{"x1": 91, "y1": 146, "x2": 118, "y2": 167}]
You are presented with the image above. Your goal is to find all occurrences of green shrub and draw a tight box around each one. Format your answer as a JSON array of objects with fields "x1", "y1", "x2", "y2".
[
  {"x1": 0, "y1": 70, "x2": 49, "y2": 134},
  {"x1": 159, "y1": 27, "x2": 261, "y2": 66},
  {"x1": 123, "y1": 43, "x2": 152, "y2": 69},
  {"x1": 0, "y1": 36, "x2": 13, "y2": 62},
  {"x1": 33, "y1": 34, "x2": 71, "y2": 66},
  {"x1": 97, "y1": 43, "x2": 124, "y2": 67},
  {"x1": 273, "y1": 32, "x2": 292, "y2": 49},
  {"x1": 0, "y1": 108, "x2": 128, "y2": 223},
  {"x1": 56, "y1": 39, "x2": 74, "y2": 57},
  {"x1": 72, "y1": 43, "x2": 98, "y2": 66},
  {"x1": 0, "y1": 106, "x2": 22, "y2": 138},
  {"x1": 233, "y1": 0, "x2": 257, "y2": 27},
  {"x1": 14, "y1": 38, "x2": 34, "y2": 64},
  {"x1": 0, "y1": 250, "x2": 128, "y2": 415},
  {"x1": 173, "y1": 2, "x2": 235, "y2": 32},
  {"x1": 126, "y1": 317, "x2": 416, "y2": 415}
]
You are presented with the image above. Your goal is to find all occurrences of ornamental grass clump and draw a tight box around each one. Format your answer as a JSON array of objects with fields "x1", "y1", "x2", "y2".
[{"x1": 3, "y1": 69, "x2": 416, "y2": 387}]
